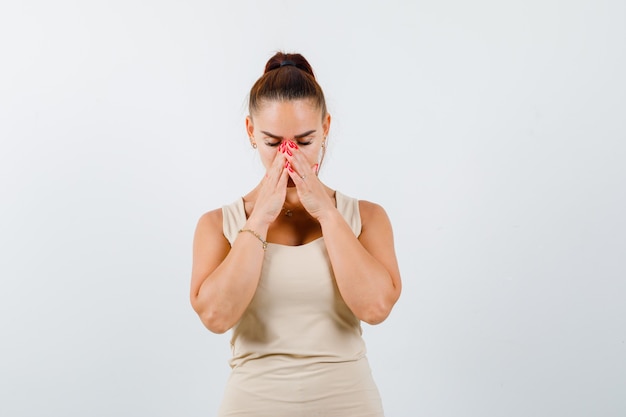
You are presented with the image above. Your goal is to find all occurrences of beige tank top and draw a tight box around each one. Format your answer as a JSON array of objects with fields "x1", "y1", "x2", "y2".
[{"x1": 222, "y1": 191, "x2": 367, "y2": 369}]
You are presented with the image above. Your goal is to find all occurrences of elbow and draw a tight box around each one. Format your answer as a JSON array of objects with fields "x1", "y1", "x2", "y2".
[
  {"x1": 191, "y1": 298, "x2": 233, "y2": 334},
  {"x1": 199, "y1": 310, "x2": 232, "y2": 334},
  {"x1": 359, "y1": 301, "x2": 393, "y2": 325},
  {"x1": 358, "y1": 270, "x2": 402, "y2": 325},
  {"x1": 359, "y1": 290, "x2": 400, "y2": 325}
]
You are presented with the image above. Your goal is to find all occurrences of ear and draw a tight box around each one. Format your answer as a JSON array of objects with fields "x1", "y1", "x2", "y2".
[
  {"x1": 322, "y1": 113, "x2": 331, "y2": 137},
  {"x1": 245, "y1": 116, "x2": 256, "y2": 146}
]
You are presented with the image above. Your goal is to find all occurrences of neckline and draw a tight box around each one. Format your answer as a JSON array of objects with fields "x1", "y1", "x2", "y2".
[
  {"x1": 237, "y1": 191, "x2": 341, "y2": 248},
  {"x1": 267, "y1": 236, "x2": 325, "y2": 249}
]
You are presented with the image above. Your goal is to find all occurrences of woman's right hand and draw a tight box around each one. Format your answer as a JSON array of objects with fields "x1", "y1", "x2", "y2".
[
  {"x1": 247, "y1": 147, "x2": 290, "y2": 227},
  {"x1": 191, "y1": 150, "x2": 288, "y2": 334}
]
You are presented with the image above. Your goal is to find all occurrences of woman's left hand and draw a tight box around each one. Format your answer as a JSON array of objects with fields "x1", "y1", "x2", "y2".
[{"x1": 280, "y1": 141, "x2": 335, "y2": 220}]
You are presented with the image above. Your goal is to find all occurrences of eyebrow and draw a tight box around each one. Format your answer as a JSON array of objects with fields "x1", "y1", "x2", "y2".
[{"x1": 260, "y1": 130, "x2": 317, "y2": 140}]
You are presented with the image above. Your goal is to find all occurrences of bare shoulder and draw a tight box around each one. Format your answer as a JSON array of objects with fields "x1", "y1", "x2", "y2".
[
  {"x1": 196, "y1": 207, "x2": 223, "y2": 233},
  {"x1": 191, "y1": 207, "x2": 230, "y2": 298},
  {"x1": 357, "y1": 199, "x2": 401, "y2": 299},
  {"x1": 193, "y1": 207, "x2": 230, "y2": 251},
  {"x1": 358, "y1": 200, "x2": 392, "y2": 231}
]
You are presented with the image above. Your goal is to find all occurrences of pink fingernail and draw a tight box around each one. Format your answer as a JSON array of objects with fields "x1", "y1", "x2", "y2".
[
  {"x1": 286, "y1": 148, "x2": 293, "y2": 156},
  {"x1": 288, "y1": 141, "x2": 297, "y2": 149},
  {"x1": 284, "y1": 161, "x2": 289, "y2": 168},
  {"x1": 313, "y1": 164, "x2": 319, "y2": 173}
]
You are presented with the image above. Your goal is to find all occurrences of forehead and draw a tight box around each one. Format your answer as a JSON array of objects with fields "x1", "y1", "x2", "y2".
[{"x1": 252, "y1": 99, "x2": 322, "y2": 129}]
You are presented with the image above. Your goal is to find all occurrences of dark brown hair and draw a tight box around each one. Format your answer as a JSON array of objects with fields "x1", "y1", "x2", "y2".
[{"x1": 248, "y1": 52, "x2": 327, "y2": 118}]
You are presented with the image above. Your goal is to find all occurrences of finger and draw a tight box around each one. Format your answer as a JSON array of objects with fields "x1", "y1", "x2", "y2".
[
  {"x1": 286, "y1": 162, "x2": 308, "y2": 188},
  {"x1": 280, "y1": 144, "x2": 304, "y2": 174},
  {"x1": 265, "y1": 150, "x2": 287, "y2": 183},
  {"x1": 285, "y1": 152, "x2": 317, "y2": 182},
  {"x1": 276, "y1": 163, "x2": 290, "y2": 190},
  {"x1": 284, "y1": 143, "x2": 318, "y2": 177}
]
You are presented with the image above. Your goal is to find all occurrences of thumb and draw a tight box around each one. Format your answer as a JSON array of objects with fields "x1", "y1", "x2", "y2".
[{"x1": 276, "y1": 165, "x2": 290, "y2": 189}]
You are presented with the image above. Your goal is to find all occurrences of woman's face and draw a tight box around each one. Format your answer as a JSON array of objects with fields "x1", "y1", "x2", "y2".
[{"x1": 246, "y1": 99, "x2": 330, "y2": 176}]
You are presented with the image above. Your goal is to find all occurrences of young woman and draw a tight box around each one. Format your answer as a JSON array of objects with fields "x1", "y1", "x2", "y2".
[{"x1": 190, "y1": 52, "x2": 402, "y2": 417}]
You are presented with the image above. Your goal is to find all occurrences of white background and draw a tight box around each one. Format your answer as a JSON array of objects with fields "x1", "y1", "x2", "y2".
[{"x1": 1, "y1": 1, "x2": 625, "y2": 416}]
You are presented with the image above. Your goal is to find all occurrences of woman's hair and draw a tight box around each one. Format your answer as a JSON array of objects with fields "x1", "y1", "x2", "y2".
[{"x1": 248, "y1": 52, "x2": 327, "y2": 119}]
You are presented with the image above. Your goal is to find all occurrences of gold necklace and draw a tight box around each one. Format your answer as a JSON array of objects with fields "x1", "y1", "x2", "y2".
[{"x1": 282, "y1": 203, "x2": 303, "y2": 217}]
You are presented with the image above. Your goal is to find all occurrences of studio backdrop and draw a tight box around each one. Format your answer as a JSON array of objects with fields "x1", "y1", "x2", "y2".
[{"x1": 0, "y1": 1, "x2": 624, "y2": 416}]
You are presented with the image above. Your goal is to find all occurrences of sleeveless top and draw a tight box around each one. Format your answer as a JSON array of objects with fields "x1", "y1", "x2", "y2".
[{"x1": 221, "y1": 190, "x2": 367, "y2": 369}]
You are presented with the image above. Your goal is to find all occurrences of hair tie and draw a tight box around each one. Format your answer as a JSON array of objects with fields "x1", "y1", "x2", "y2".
[{"x1": 280, "y1": 60, "x2": 296, "y2": 67}]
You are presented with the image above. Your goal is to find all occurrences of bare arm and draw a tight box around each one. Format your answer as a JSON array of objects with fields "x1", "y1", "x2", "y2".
[
  {"x1": 189, "y1": 210, "x2": 269, "y2": 333},
  {"x1": 318, "y1": 201, "x2": 402, "y2": 324},
  {"x1": 278, "y1": 143, "x2": 402, "y2": 324},
  {"x1": 190, "y1": 152, "x2": 290, "y2": 333}
]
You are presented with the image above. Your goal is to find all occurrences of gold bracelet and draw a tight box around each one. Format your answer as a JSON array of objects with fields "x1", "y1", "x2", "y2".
[{"x1": 238, "y1": 228, "x2": 268, "y2": 250}]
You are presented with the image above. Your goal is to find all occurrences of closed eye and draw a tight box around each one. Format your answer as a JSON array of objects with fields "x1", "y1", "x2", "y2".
[
  {"x1": 264, "y1": 139, "x2": 313, "y2": 147},
  {"x1": 260, "y1": 129, "x2": 317, "y2": 146}
]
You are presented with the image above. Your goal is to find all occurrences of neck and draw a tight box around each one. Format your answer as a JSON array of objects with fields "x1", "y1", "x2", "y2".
[{"x1": 284, "y1": 187, "x2": 301, "y2": 208}]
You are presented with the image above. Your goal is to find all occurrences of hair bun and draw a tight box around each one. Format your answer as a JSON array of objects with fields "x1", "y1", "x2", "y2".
[
  {"x1": 250, "y1": 51, "x2": 327, "y2": 118},
  {"x1": 264, "y1": 52, "x2": 315, "y2": 78}
]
